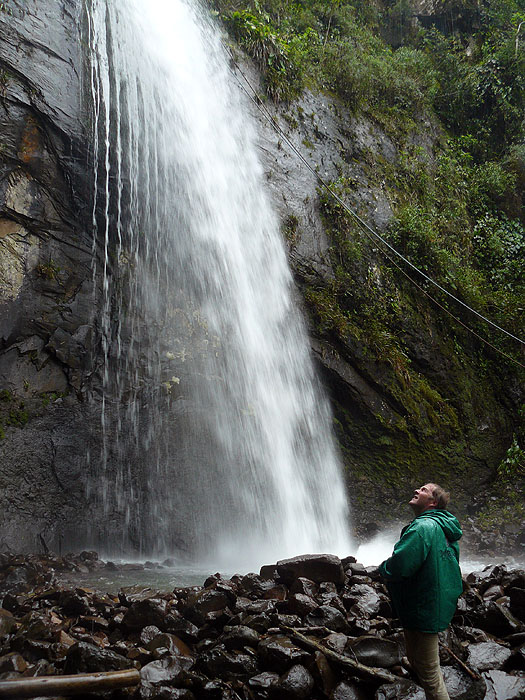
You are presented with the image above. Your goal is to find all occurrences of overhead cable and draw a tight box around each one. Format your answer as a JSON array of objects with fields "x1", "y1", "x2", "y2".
[{"x1": 223, "y1": 44, "x2": 525, "y2": 369}]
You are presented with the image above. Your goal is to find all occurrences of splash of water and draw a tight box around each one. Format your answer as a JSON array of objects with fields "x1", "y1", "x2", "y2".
[{"x1": 86, "y1": 0, "x2": 352, "y2": 568}]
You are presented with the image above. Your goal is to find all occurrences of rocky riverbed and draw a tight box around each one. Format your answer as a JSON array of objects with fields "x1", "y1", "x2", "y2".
[{"x1": 0, "y1": 551, "x2": 524, "y2": 699}]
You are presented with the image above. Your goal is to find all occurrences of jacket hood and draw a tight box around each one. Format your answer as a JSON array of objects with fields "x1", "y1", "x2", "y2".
[{"x1": 418, "y1": 509, "x2": 462, "y2": 542}]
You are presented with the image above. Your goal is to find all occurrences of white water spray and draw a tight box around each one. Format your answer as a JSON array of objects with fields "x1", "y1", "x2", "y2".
[{"x1": 86, "y1": 0, "x2": 352, "y2": 568}]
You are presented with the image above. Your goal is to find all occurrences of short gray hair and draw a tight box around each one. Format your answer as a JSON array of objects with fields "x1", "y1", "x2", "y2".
[{"x1": 430, "y1": 483, "x2": 450, "y2": 509}]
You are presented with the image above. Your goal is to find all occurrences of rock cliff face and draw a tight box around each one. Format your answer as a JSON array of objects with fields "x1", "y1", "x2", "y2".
[
  {"x1": 239, "y1": 60, "x2": 522, "y2": 526},
  {"x1": 0, "y1": 0, "x2": 97, "y2": 551},
  {"x1": 0, "y1": 0, "x2": 522, "y2": 553}
]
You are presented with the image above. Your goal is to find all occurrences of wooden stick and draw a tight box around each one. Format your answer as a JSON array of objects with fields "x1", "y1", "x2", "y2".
[
  {"x1": 440, "y1": 643, "x2": 480, "y2": 680},
  {"x1": 281, "y1": 626, "x2": 399, "y2": 684},
  {"x1": 0, "y1": 668, "x2": 140, "y2": 698}
]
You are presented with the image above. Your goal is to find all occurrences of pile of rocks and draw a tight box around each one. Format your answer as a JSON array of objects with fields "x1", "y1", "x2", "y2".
[{"x1": 0, "y1": 552, "x2": 524, "y2": 699}]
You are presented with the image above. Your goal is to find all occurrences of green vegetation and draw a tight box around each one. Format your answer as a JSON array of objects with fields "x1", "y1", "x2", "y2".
[
  {"x1": 212, "y1": 0, "x2": 524, "y2": 358},
  {"x1": 0, "y1": 390, "x2": 28, "y2": 438},
  {"x1": 213, "y1": 0, "x2": 525, "y2": 518},
  {"x1": 35, "y1": 260, "x2": 62, "y2": 282}
]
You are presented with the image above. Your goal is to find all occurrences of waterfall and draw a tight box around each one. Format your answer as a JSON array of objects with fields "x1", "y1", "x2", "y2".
[{"x1": 86, "y1": 0, "x2": 352, "y2": 568}]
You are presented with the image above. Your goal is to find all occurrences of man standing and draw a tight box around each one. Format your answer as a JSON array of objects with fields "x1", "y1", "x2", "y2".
[{"x1": 379, "y1": 483, "x2": 463, "y2": 700}]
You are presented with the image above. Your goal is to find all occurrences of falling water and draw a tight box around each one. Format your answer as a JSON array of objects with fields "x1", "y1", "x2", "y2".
[{"x1": 86, "y1": 0, "x2": 352, "y2": 568}]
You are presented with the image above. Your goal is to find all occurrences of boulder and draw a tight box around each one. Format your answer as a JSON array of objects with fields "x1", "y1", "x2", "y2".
[
  {"x1": 279, "y1": 663, "x2": 315, "y2": 699},
  {"x1": 122, "y1": 599, "x2": 168, "y2": 631},
  {"x1": 198, "y1": 645, "x2": 258, "y2": 678},
  {"x1": 375, "y1": 680, "x2": 426, "y2": 699},
  {"x1": 467, "y1": 641, "x2": 513, "y2": 672},
  {"x1": 276, "y1": 555, "x2": 345, "y2": 586},
  {"x1": 221, "y1": 625, "x2": 260, "y2": 650},
  {"x1": 258, "y1": 634, "x2": 311, "y2": 672},
  {"x1": 63, "y1": 641, "x2": 132, "y2": 673},
  {"x1": 331, "y1": 680, "x2": 369, "y2": 699},
  {"x1": 346, "y1": 636, "x2": 402, "y2": 668},
  {"x1": 305, "y1": 605, "x2": 347, "y2": 632},
  {"x1": 482, "y1": 669, "x2": 525, "y2": 700},
  {"x1": 140, "y1": 656, "x2": 194, "y2": 685}
]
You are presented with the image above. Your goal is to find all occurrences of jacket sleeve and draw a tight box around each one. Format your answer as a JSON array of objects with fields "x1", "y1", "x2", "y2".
[{"x1": 379, "y1": 523, "x2": 430, "y2": 581}]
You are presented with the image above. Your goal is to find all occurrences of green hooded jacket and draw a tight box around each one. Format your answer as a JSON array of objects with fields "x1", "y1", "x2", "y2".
[{"x1": 379, "y1": 509, "x2": 463, "y2": 633}]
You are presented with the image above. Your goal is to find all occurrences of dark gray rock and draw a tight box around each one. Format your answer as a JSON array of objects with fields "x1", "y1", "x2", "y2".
[
  {"x1": 289, "y1": 578, "x2": 318, "y2": 598},
  {"x1": 276, "y1": 555, "x2": 345, "y2": 586},
  {"x1": 257, "y1": 634, "x2": 311, "y2": 672},
  {"x1": 331, "y1": 680, "x2": 369, "y2": 700},
  {"x1": 482, "y1": 669, "x2": 525, "y2": 700},
  {"x1": 248, "y1": 670, "x2": 280, "y2": 692},
  {"x1": 287, "y1": 593, "x2": 318, "y2": 618},
  {"x1": 198, "y1": 645, "x2": 258, "y2": 678},
  {"x1": 140, "y1": 656, "x2": 194, "y2": 685},
  {"x1": 305, "y1": 605, "x2": 347, "y2": 632},
  {"x1": 467, "y1": 641, "x2": 513, "y2": 672},
  {"x1": 509, "y1": 587, "x2": 525, "y2": 622},
  {"x1": 183, "y1": 590, "x2": 231, "y2": 626},
  {"x1": 145, "y1": 633, "x2": 193, "y2": 657},
  {"x1": 469, "y1": 601, "x2": 524, "y2": 637},
  {"x1": 221, "y1": 625, "x2": 260, "y2": 650},
  {"x1": 343, "y1": 584, "x2": 381, "y2": 617},
  {"x1": 346, "y1": 636, "x2": 402, "y2": 668},
  {"x1": 441, "y1": 666, "x2": 487, "y2": 700},
  {"x1": 123, "y1": 599, "x2": 169, "y2": 631},
  {"x1": 278, "y1": 663, "x2": 315, "y2": 699},
  {"x1": 375, "y1": 680, "x2": 426, "y2": 700},
  {"x1": 63, "y1": 641, "x2": 131, "y2": 673}
]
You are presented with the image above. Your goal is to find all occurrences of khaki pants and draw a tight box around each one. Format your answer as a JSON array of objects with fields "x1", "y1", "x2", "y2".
[{"x1": 404, "y1": 629, "x2": 450, "y2": 700}]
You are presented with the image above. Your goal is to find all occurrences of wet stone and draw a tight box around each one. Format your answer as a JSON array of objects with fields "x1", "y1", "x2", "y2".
[
  {"x1": 305, "y1": 605, "x2": 347, "y2": 632},
  {"x1": 324, "y1": 632, "x2": 349, "y2": 654},
  {"x1": 140, "y1": 655, "x2": 194, "y2": 684},
  {"x1": 0, "y1": 610, "x2": 16, "y2": 637},
  {"x1": 165, "y1": 612, "x2": 200, "y2": 642},
  {"x1": 346, "y1": 636, "x2": 402, "y2": 668},
  {"x1": 311, "y1": 650, "x2": 336, "y2": 696},
  {"x1": 483, "y1": 585, "x2": 504, "y2": 600},
  {"x1": 259, "y1": 565, "x2": 278, "y2": 581},
  {"x1": 374, "y1": 679, "x2": 426, "y2": 700},
  {"x1": 63, "y1": 640, "x2": 132, "y2": 673},
  {"x1": 276, "y1": 555, "x2": 345, "y2": 586},
  {"x1": 509, "y1": 587, "x2": 525, "y2": 622},
  {"x1": 331, "y1": 680, "x2": 369, "y2": 700},
  {"x1": 483, "y1": 669, "x2": 525, "y2": 700},
  {"x1": 0, "y1": 652, "x2": 28, "y2": 673},
  {"x1": 468, "y1": 600, "x2": 524, "y2": 637},
  {"x1": 467, "y1": 641, "x2": 513, "y2": 672},
  {"x1": 58, "y1": 590, "x2": 91, "y2": 616},
  {"x1": 287, "y1": 593, "x2": 318, "y2": 617},
  {"x1": 140, "y1": 625, "x2": 163, "y2": 646},
  {"x1": 221, "y1": 625, "x2": 260, "y2": 649},
  {"x1": 271, "y1": 613, "x2": 302, "y2": 628},
  {"x1": 182, "y1": 589, "x2": 231, "y2": 626},
  {"x1": 238, "y1": 613, "x2": 273, "y2": 633},
  {"x1": 289, "y1": 578, "x2": 318, "y2": 598},
  {"x1": 441, "y1": 666, "x2": 485, "y2": 699},
  {"x1": 257, "y1": 634, "x2": 311, "y2": 672},
  {"x1": 279, "y1": 663, "x2": 314, "y2": 699},
  {"x1": 248, "y1": 670, "x2": 280, "y2": 691},
  {"x1": 343, "y1": 584, "x2": 381, "y2": 617},
  {"x1": 146, "y1": 632, "x2": 193, "y2": 657},
  {"x1": 123, "y1": 599, "x2": 168, "y2": 631},
  {"x1": 318, "y1": 593, "x2": 346, "y2": 613},
  {"x1": 198, "y1": 645, "x2": 258, "y2": 678}
]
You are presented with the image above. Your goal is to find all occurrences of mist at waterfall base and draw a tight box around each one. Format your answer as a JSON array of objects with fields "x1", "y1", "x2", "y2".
[{"x1": 87, "y1": 0, "x2": 352, "y2": 570}]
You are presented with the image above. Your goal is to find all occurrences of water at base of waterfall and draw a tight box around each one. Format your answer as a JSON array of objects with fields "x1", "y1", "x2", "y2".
[
  {"x1": 85, "y1": 0, "x2": 352, "y2": 566},
  {"x1": 56, "y1": 550, "x2": 525, "y2": 594}
]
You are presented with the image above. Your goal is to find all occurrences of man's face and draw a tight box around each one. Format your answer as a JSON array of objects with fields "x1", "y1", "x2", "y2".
[{"x1": 409, "y1": 483, "x2": 437, "y2": 515}]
